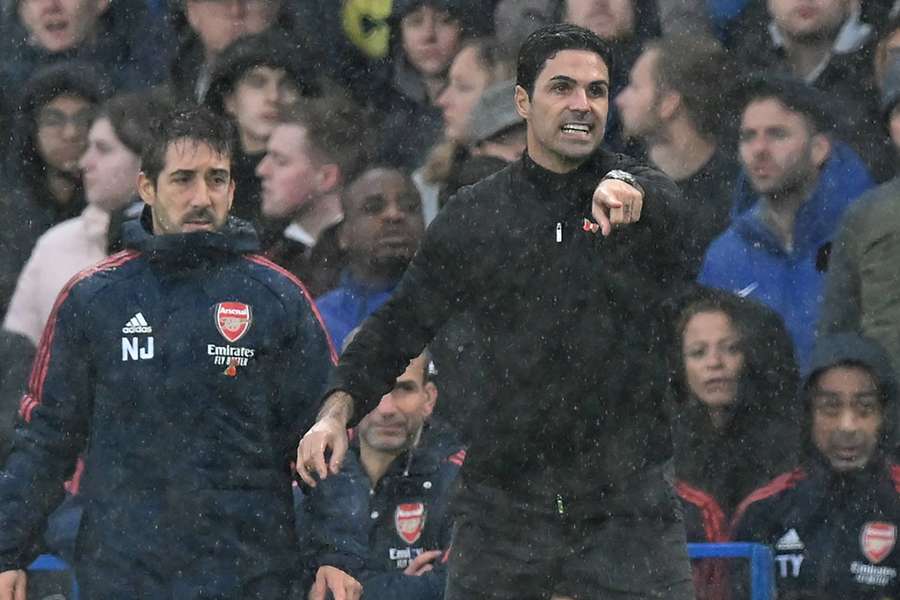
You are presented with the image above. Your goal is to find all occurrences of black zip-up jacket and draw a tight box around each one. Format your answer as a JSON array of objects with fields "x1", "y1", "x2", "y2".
[
  {"x1": 0, "y1": 213, "x2": 335, "y2": 595},
  {"x1": 331, "y1": 149, "x2": 692, "y2": 511}
]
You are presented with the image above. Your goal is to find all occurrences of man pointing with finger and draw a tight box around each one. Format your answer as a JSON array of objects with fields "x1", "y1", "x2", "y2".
[{"x1": 299, "y1": 24, "x2": 695, "y2": 600}]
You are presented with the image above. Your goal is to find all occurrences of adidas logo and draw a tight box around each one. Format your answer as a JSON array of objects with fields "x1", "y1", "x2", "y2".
[
  {"x1": 122, "y1": 312, "x2": 152, "y2": 334},
  {"x1": 776, "y1": 528, "x2": 805, "y2": 551}
]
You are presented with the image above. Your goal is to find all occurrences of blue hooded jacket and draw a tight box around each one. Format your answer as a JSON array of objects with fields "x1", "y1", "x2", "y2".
[{"x1": 699, "y1": 142, "x2": 874, "y2": 370}]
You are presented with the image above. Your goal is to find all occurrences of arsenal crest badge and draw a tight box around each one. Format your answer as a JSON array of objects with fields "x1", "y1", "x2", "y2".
[
  {"x1": 215, "y1": 302, "x2": 252, "y2": 343},
  {"x1": 395, "y1": 503, "x2": 426, "y2": 544},
  {"x1": 861, "y1": 522, "x2": 897, "y2": 564}
]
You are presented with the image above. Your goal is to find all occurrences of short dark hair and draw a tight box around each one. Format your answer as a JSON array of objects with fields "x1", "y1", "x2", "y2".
[
  {"x1": 141, "y1": 105, "x2": 234, "y2": 186},
  {"x1": 737, "y1": 73, "x2": 834, "y2": 135},
  {"x1": 516, "y1": 23, "x2": 613, "y2": 96},
  {"x1": 279, "y1": 95, "x2": 371, "y2": 184}
]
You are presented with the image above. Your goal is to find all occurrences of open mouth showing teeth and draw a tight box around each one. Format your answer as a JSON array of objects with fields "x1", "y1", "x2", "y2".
[{"x1": 561, "y1": 124, "x2": 591, "y2": 134}]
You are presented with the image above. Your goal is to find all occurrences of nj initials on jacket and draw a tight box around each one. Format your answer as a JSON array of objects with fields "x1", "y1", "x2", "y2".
[{"x1": 121, "y1": 312, "x2": 155, "y2": 361}]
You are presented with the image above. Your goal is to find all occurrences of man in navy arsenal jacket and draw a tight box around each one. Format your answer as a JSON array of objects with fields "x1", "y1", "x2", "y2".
[
  {"x1": 0, "y1": 106, "x2": 360, "y2": 600},
  {"x1": 733, "y1": 333, "x2": 900, "y2": 600}
]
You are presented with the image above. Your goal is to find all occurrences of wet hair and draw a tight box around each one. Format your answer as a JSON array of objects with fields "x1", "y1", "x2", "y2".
[
  {"x1": 516, "y1": 23, "x2": 613, "y2": 97},
  {"x1": 737, "y1": 73, "x2": 834, "y2": 135},
  {"x1": 95, "y1": 92, "x2": 173, "y2": 157},
  {"x1": 644, "y1": 34, "x2": 735, "y2": 139},
  {"x1": 278, "y1": 95, "x2": 371, "y2": 185},
  {"x1": 140, "y1": 105, "x2": 234, "y2": 186}
]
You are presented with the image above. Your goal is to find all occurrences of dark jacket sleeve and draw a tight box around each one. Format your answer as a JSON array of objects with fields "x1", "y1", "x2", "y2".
[
  {"x1": 612, "y1": 155, "x2": 696, "y2": 286},
  {"x1": 817, "y1": 214, "x2": 862, "y2": 336},
  {"x1": 359, "y1": 569, "x2": 446, "y2": 600},
  {"x1": 0, "y1": 286, "x2": 92, "y2": 572},
  {"x1": 275, "y1": 286, "x2": 337, "y2": 464},
  {"x1": 293, "y1": 483, "x2": 366, "y2": 590},
  {"x1": 330, "y1": 189, "x2": 484, "y2": 425}
]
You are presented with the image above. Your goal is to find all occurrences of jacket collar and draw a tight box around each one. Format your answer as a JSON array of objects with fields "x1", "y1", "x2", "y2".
[
  {"x1": 122, "y1": 205, "x2": 259, "y2": 263},
  {"x1": 520, "y1": 148, "x2": 619, "y2": 213}
]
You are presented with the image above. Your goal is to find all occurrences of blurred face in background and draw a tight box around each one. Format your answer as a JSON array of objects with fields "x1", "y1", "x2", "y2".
[
  {"x1": 811, "y1": 365, "x2": 882, "y2": 472},
  {"x1": 400, "y1": 4, "x2": 462, "y2": 78},
  {"x1": 436, "y1": 45, "x2": 491, "y2": 142},
  {"x1": 739, "y1": 98, "x2": 829, "y2": 197},
  {"x1": 19, "y1": 0, "x2": 107, "y2": 53},
  {"x1": 615, "y1": 48, "x2": 663, "y2": 140},
  {"x1": 36, "y1": 94, "x2": 95, "y2": 174},
  {"x1": 565, "y1": 0, "x2": 635, "y2": 41},
  {"x1": 79, "y1": 117, "x2": 140, "y2": 212},
  {"x1": 682, "y1": 310, "x2": 745, "y2": 413},
  {"x1": 340, "y1": 168, "x2": 424, "y2": 270},
  {"x1": 768, "y1": 0, "x2": 849, "y2": 43},
  {"x1": 358, "y1": 354, "x2": 436, "y2": 453},
  {"x1": 224, "y1": 66, "x2": 300, "y2": 154},
  {"x1": 186, "y1": 0, "x2": 280, "y2": 56},
  {"x1": 257, "y1": 123, "x2": 334, "y2": 219}
]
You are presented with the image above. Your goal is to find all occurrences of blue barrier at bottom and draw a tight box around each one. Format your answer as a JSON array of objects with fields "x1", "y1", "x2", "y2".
[
  {"x1": 688, "y1": 542, "x2": 775, "y2": 600},
  {"x1": 28, "y1": 554, "x2": 78, "y2": 600}
]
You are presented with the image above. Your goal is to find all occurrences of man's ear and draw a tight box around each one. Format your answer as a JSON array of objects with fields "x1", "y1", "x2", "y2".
[
  {"x1": 658, "y1": 90, "x2": 682, "y2": 121},
  {"x1": 811, "y1": 132, "x2": 832, "y2": 169},
  {"x1": 514, "y1": 85, "x2": 531, "y2": 120},
  {"x1": 316, "y1": 164, "x2": 341, "y2": 194},
  {"x1": 422, "y1": 381, "x2": 437, "y2": 418},
  {"x1": 137, "y1": 172, "x2": 156, "y2": 206}
]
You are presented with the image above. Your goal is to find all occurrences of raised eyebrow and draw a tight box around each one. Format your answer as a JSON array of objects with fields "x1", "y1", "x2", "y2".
[
  {"x1": 208, "y1": 168, "x2": 231, "y2": 178},
  {"x1": 169, "y1": 169, "x2": 196, "y2": 179}
]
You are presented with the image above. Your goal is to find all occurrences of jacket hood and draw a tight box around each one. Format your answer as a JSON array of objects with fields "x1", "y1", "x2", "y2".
[
  {"x1": 5, "y1": 61, "x2": 110, "y2": 194},
  {"x1": 803, "y1": 332, "x2": 897, "y2": 453},
  {"x1": 123, "y1": 206, "x2": 259, "y2": 260},
  {"x1": 203, "y1": 31, "x2": 321, "y2": 116}
]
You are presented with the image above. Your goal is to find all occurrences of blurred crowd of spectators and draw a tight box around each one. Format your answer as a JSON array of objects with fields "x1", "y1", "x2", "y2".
[{"x1": 1, "y1": 0, "x2": 900, "y2": 598}]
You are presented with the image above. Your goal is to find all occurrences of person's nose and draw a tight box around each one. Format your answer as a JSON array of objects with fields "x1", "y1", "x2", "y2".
[
  {"x1": 436, "y1": 87, "x2": 451, "y2": 110},
  {"x1": 224, "y1": 0, "x2": 247, "y2": 18},
  {"x1": 381, "y1": 201, "x2": 406, "y2": 223},
  {"x1": 189, "y1": 179, "x2": 215, "y2": 210},
  {"x1": 60, "y1": 120, "x2": 83, "y2": 142},
  {"x1": 836, "y1": 406, "x2": 859, "y2": 433},
  {"x1": 706, "y1": 348, "x2": 726, "y2": 370},
  {"x1": 256, "y1": 156, "x2": 270, "y2": 178},
  {"x1": 568, "y1": 87, "x2": 590, "y2": 113},
  {"x1": 746, "y1": 135, "x2": 769, "y2": 159},
  {"x1": 375, "y1": 393, "x2": 399, "y2": 416},
  {"x1": 78, "y1": 150, "x2": 93, "y2": 172},
  {"x1": 421, "y1": 14, "x2": 437, "y2": 40}
]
